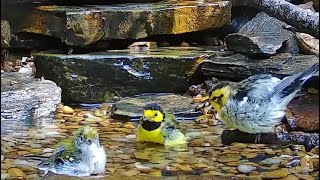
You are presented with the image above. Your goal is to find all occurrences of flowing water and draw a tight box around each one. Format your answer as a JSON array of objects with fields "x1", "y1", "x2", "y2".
[{"x1": 1, "y1": 94, "x2": 319, "y2": 180}]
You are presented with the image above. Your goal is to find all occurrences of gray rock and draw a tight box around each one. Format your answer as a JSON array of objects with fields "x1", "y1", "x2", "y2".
[
  {"x1": 112, "y1": 93, "x2": 201, "y2": 121},
  {"x1": 225, "y1": 12, "x2": 300, "y2": 56},
  {"x1": 201, "y1": 52, "x2": 319, "y2": 81},
  {"x1": 1, "y1": 73, "x2": 61, "y2": 135},
  {"x1": 33, "y1": 47, "x2": 217, "y2": 103}
]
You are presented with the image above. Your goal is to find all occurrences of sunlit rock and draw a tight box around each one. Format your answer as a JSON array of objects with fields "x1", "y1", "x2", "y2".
[{"x1": 18, "y1": 1, "x2": 231, "y2": 46}]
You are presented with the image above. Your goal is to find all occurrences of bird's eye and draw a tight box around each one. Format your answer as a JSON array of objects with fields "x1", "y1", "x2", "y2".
[{"x1": 154, "y1": 112, "x2": 158, "y2": 117}]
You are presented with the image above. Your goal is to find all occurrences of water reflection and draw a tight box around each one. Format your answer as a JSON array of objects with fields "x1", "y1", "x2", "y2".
[{"x1": 1, "y1": 100, "x2": 319, "y2": 179}]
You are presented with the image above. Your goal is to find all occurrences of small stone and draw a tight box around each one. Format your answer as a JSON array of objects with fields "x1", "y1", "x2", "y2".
[
  {"x1": 209, "y1": 171, "x2": 222, "y2": 176},
  {"x1": 134, "y1": 162, "x2": 151, "y2": 170},
  {"x1": 295, "y1": 174, "x2": 314, "y2": 180},
  {"x1": 119, "y1": 154, "x2": 131, "y2": 160},
  {"x1": 260, "y1": 156, "x2": 282, "y2": 165},
  {"x1": 244, "y1": 153, "x2": 257, "y2": 159},
  {"x1": 98, "y1": 121, "x2": 110, "y2": 127},
  {"x1": 237, "y1": 164, "x2": 257, "y2": 174},
  {"x1": 279, "y1": 175, "x2": 299, "y2": 180},
  {"x1": 232, "y1": 143, "x2": 247, "y2": 148},
  {"x1": 62, "y1": 106, "x2": 74, "y2": 114},
  {"x1": 30, "y1": 144, "x2": 42, "y2": 149},
  {"x1": 26, "y1": 174, "x2": 40, "y2": 180},
  {"x1": 262, "y1": 168, "x2": 289, "y2": 179},
  {"x1": 124, "y1": 122, "x2": 136, "y2": 129},
  {"x1": 264, "y1": 148, "x2": 276, "y2": 155},
  {"x1": 217, "y1": 155, "x2": 240, "y2": 163},
  {"x1": 177, "y1": 164, "x2": 193, "y2": 171},
  {"x1": 308, "y1": 88, "x2": 319, "y2": 94},
  {"x1": 125, "y1": 134, "x2": 136, "y2": 139},
  {"x1": 1, "y1": 173, "x2": 10, "y2": 180},
  {"x1": 29, "y1": 149, "x2": 42, "y2": 153},
  {"x1": 8, "y1": 168, "x2": 26, "y2": 178},
  {"x1": 42, "y1": 148, "x2": 54, "y2": 153},
  {"x1": 17, "y1": 151, "x2": 29, "y2": 156},
  {"x1": 122, "y1": 170, "x2": 140, "y2": 176}
]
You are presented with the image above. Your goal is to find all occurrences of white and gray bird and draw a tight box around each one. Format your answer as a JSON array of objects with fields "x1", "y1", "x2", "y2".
[{"x1": 208, "y1": 63, "x2": 319, "y2": 134}]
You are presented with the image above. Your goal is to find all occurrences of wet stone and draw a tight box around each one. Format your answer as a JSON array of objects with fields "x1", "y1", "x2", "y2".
[
  {"x1": 112, "y1": 93, "x2": 199, "y2": 120},
  {"x1": 34, "y1": 47, "x2": 216, "y2": 103},
  {"x1": 261, "y1": 168, "x2": 290, "y2": 179},
  {"x1": 237, "y1": 164, "x2": 257, "y2": 174},
  {"x1": 1, "y1": 73, "x2": 61, "y2": 135},
  {"x1": 20, "y1": 1, "x2": 231, "y2": 46}
]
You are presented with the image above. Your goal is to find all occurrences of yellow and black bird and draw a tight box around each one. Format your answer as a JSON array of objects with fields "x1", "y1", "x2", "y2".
[
  {"x1": 208, "y1": 63, "x2": 319, "y2": 134},
  {"x1": 137, "y1": 103, "x2": 187, "y2": 146}
]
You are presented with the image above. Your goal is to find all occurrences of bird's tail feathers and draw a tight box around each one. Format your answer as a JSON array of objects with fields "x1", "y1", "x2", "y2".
[
  {"x1": 299, "y1": 62, "x2": 319, "y2": 83},
  {"x1": 272, "y1": 63, "x2": 319, "y2": 98}
]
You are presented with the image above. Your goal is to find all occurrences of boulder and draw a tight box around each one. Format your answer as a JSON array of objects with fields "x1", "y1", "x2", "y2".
[
  {"x1": 296, "y1": 32, "x2": 319, "y2": 57},
  {"x1": 287, "y1": 93, "x2": 319, "y2": 132},
  {"x1": 1, "y1": 73, "x2": 61, "y2": 134},
  {"x1": 112, "y1": 93, "x2": 201, "y2": 121},
  {"x1": 18, "y1": 1, "x2": 231, "y2": 46},
  {"x1": 201, "y1": 52, "x2": 319, "y2": 81},
  {"x1": 225, "y1": 12, "x2": 300, "y2": 56},
  {"x1": 33, "y1": 47, "x2": 216, "y2": 103},
  {"x1": 1, "y1": 20, "x2": 11, "y2": 49}
]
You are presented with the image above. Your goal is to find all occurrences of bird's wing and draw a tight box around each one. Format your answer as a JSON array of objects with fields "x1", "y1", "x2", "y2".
[
  {"x1": 164, "y1": 113, "x2": 181, "y2": 129},
  {"x1": 43, "y1": 139, "x2": 82, "y2": 166},
  {"x1": 234, "y1": 74, "x2": 281, "y2": 101},
  {"x1": 138, "y1": 116, "x2": 144, "y2": 125}
]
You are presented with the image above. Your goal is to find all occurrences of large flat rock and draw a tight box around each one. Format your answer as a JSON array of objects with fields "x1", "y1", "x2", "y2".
[
  {"x1": 33, "y1": 47, "x2": 216, "y2": 103},
  {"x1": 19, "y1": 1, "x2": 231, "y2": 46},
  {"x1": 201, "y1": 52, "x2": 319, "y2": 81},
  {"x1": 112, "y1": 93, "x2": 201, "y2": 121},
  {"x1": 1, "y1": 73, "x2": 61, "y2": 135}
]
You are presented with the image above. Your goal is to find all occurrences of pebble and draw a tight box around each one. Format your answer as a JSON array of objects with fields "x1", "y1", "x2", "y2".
[
  {"x1": 232, "y1": 143, "x2": 247, "y2": 148},
  {"x1": 244, "y1": 153, "x2": 257, "y2": 159},
  {"x1": 122, "y1": 170, "x2": 140, "y2": 176},
  {"x1": 260, "y1": 156, "x2": 282, "y2": 165},
  {"x1": 30, "y1": 144, "x2": 42, "y2": 149},
  {"x1": 17, "y1": 151, "x2": 29, "y2": 156},
  {"x1": 62, "y1": 106, "x2": 74, "y2": 114},
  {"x1": 8, "y1": 168, "x2": 26, "y2": 178},
  {"x1": 261, "y1": 168, "x2": 289, "y2": 179},
  {"x1": 237, "y1": 164, "x2": 257, "y2": 173},
  {"x1": 264, "y1": 148, "x2": 276, "y2": 155},
  {"x1": 0, "y1": 173, "x2": 10, "y2": 180},
  {"x1": 279, "y1": 175, "x2": 299, "y2": 180},
  {"x1": 26, "y1": 174, "x2": 40, "y2": 180}
]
